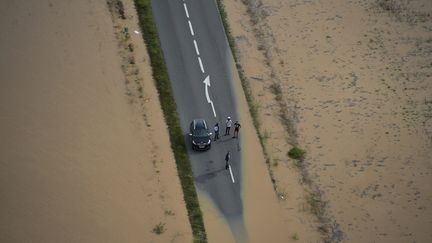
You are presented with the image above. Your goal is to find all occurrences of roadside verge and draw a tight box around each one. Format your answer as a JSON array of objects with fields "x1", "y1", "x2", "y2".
[
  {"x1": 215, "y1": 0, "x2": 278, "y2": 193},
  {"x1": 132, "y1": 0, "x2": 207, "y2": 242}
]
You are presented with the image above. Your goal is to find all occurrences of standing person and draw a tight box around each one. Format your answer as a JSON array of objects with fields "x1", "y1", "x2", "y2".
[
  {"x1": 233, "y1": 121, "x2": 241, "y2": 138},
  {"x1": 225, "y1": 151, "x2": 230, "y2": 170},
  {"x1": 213, "y1": 123, "x2": 220, "y2": 141},
  {"x1": 225, "y1": 116, "x2": 232, "y2": 135}
]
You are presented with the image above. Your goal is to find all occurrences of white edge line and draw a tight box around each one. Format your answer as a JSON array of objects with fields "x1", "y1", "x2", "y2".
[
  {"x1": 183, "y1": 3, "x2": 189, "y2": 18},
  {"x1": 193, "y1": 39, "x2": 200, "y2": 55},
  {"x1": 188, "y1": 20, "x2": 194, "y2": 36},
  {"x1": 229, "y1": 165, "x2": 235, "y2": 183},
  {"x1": 198, "y1": 57, "x2": 205, "y2": 73}
]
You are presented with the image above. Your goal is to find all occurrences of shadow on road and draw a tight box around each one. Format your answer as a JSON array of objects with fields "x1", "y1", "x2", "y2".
[{"x1": 194, "y1": 167, "x2": 226, "y2": 184}]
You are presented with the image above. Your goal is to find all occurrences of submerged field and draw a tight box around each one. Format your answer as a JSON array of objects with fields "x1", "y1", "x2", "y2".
[
  {"x1": 223, "y1": 0, "x2": 432, "y2": 242},
  {"x1": 0, "y1": 0, "x2": 192, "y2": 242}
]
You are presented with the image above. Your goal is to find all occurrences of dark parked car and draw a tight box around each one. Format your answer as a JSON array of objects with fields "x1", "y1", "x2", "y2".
[{"x1": 189, "y1": 119, "x2": 212, "y2": 150}]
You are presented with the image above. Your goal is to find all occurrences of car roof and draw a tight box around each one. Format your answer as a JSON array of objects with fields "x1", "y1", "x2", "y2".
[{"x1": 193, "y1": 119, "x2": 207, "y2": 129}]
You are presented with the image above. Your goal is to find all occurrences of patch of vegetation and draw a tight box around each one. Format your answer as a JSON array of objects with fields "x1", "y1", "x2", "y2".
[
  {"x1": 375, "y1": 0, "x2": 431, "y2": 24},
  {"x1": 288, "y1": 147, "x2": 306, "y2": 160},
  {"x1": 152, "y1": 222, "x2": 166, "y2": 235},
  {"x1": 306, "y1": 194, "x2": 321, "y2": 216},
  {"x1": 292, "y1": 159, "x2": 302, "y2": 168},
  {"x1": 277, "y1": 191, "x2": 286, "y2": 200},
  {"x1": 128, "y1": 56, "x2": 135, "y2": 64},
  {"x1": 263, "y1": 129, "x2": 271, "y2": 140},
  {"x1": 272, "y1": 158, "x2": 279, "y2": 167},
  {"x1": 132, "y1": 0, "x2": 207, "y2": 242},
  {"x1": 377, "y1": 0, "x2": 405, "y2": 16},
  {"x1": 291, "y1": 233, "x2": 299, "y2": 241},
  {"x1": 108, "y1": 0, "x2": 126, "y2": 19},
  {"x1": 117, "y1": 0, "x2": 126, "y2": 19},
  {"x1": 216, "y1": 0, "x2": 278, "y2": 193},
  {"x1": 128, "y1": 43, "x2": 134, "y2": 52},
  {"x1": 269, "y1": 82, "x2": 283, "y2": 102}
]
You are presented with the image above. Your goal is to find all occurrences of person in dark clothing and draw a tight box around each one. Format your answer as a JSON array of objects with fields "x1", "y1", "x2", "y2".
[
  {"x1": 213, "y1": 123, "x2": 220, "y2": 141},
  {"x1": 233, "y1": 121, "x2": 241, "y2": 138},
  {"x1": 225, "y1": 151, "x2": 230, "y2": 170},
  {"x1": 225, "y1": 116, "x2": 232, "y2": 135}
]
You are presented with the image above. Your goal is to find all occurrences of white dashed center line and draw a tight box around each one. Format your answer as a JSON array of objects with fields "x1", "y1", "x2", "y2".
[
  {"x1": 183, "y1": 1, "x2": 216, "y2": 118},
  {"x1": 229, "y1": 165, "x2": 235, "y2": 183},
  {"x1": 198, "y1": 57, "x2": 205, "y2": 73},
  {"x1": 183, "y1": 3, "x2": 189, "y2": 18},
  {"x1": 193, "y1": 39, "x2": 200, "y2": 55},
  {"x1": 188, "y1": 20, "x2": 195, "y2": 36}
]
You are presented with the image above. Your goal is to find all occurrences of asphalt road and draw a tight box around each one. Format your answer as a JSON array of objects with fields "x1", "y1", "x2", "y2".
[{"x1": 151, "y1": 0, "x2": 245, "y2": 236}]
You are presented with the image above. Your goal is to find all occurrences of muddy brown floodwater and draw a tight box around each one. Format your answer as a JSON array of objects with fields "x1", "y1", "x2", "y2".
[
  {"x1": 0, "y1": 0, "x2": 192, "y2": 242},
  {"x1": 223, "y1": 0, "x2": 432, "y2": 242}
]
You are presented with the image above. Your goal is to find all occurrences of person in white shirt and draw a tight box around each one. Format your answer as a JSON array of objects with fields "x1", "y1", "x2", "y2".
[{"x1": 225, "y1": 116, "x2": 232, "y2": 135}]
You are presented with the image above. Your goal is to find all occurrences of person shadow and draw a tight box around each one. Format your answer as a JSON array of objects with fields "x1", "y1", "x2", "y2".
[{"x1": 213, "y1": 135, "x2": 241, "y2": 152}]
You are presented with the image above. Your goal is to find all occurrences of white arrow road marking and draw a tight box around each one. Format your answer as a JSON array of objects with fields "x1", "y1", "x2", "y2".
[
  {"x1": 184, "y1": 7, "x2": 215, "y2": 118},
  {"x1": 228, "y1": 165, "x2": 235, "y2": 183},
  {"x1": 183, "y1": 3, "x2": 189, "y2": 18},
  {"x1": 188, "y1": 20, "x2": 195, "y2": 36},
  {"x1": 193, "y1": 39, "x2": 200, "y2": 55},
  {"x1": 198, "y1": 57, "x2": 205, "y2": 73},
  {"x1": 203, "y1": 75, "x2": 211, "y2": 100},
  {"x1": 203, "y1": 75, "x2": 217, "y2": 118}
]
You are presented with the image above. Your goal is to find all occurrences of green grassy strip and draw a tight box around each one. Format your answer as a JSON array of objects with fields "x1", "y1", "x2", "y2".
[
  {"x1": 216, "y1": 0, "x2": 278, "y2": 191},
  {"x1": 132, "y1": 1, "x2": 207, "y2": 242}
]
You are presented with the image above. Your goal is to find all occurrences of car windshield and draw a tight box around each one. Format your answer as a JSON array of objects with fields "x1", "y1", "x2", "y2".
[{"x1": 193, "y1": 129, "x2": 208, "y2": 137}]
